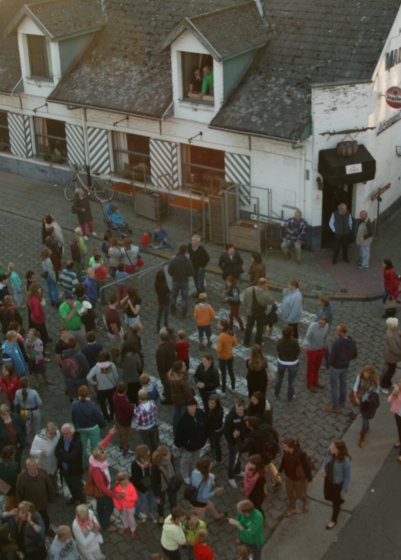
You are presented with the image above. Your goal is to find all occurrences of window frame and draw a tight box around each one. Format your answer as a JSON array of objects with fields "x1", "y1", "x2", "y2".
[
  {"x1": 181, "y1": 144, "x2": 225, "y2": 193},
  {"x1": 113, "y1": 131, "x2": 151, "y2": 182},
  {"x1": 0, "y1": 112, "x2": 10, "y2": 152},
  {"x1": 27, "y1": 34, "x2": 51, "y2": 80},
  {"x1": 180, "y1": 51, "x2": 214, "y2": 105},
  {"x1": 34, "y1": 118, "x2": 67, "y2": 162}
]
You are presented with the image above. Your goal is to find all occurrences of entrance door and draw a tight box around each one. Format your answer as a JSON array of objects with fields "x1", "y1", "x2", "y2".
[{"x1": 321, "y1": 183, "x2": 353, "y2": 247}]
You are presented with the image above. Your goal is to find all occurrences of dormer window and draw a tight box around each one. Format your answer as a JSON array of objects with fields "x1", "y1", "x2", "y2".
[
  {"x1": 27, "y1": 35, "x2": 51, "y2": 79},
  {"x1": 182, "y1": 52, "x2": 214, "y2": 104}
]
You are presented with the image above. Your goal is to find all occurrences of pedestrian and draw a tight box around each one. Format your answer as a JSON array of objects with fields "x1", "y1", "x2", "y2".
[
  {"x1": 327, "y1": 324, "x2": 357, "y2": 412},
  {"x1": 101, "y1": 231, "x2": 112, "y2": 272},
  {"x1": 246, "y1": 345, "x2": 269, "y2": 399},
  {"x1": 352, "y1": 365, "x2": 380, "y2": 448},
  {"x1": 322, "y1": 440, "x2": 351, "y2": 529},
  {"x1": 186, "y1": 456, "x2": 225, "y2": 521},
  {"x1": 242, "y1": 454, "x2": 267, "y2": 517},
  {"x1": 14, "y1": 377, "x2": 42, "y2": 440},
  {"x1": 329, "y1": 202, "x2": 353, "y2": 264},
  {"x1": 72, "y1": 188, "x2": 97, "y2": 240},
  {"x1": 74, "y1": 226, "x2": 88, "y2": 264},
  {"x1": 194, "y1": 354, "x2": 220, "y2": 410},
  {"x1": 82, "y1": 331, "x2": 103, "y2": 369},
  {"x1": 55, "y1": 423, "x2": 85, "y2": 505},
  {"x1": 155, "y1": 269, "x2": 171, "y2": 332},
  {"x1": 0, "y1": 445, "x2": 19, "y2": 510},
  {"x1": 156, "y1": 330, "x2": 176, "y2": 405},
  {"x1": 188, "y1": 234, "x2": 210, "y2": 297},
  {"x1": 175, "y1": 399, "x2": 208, "y2": 484},
  {"x1": 228, "y1": 500, "x2": 264, "y2": 560},
  {"x1": 121, "y1": 238, "x2": 141, "y2": 274},
  {"x1": 303, "y1": 315, "x2": 329, "y2": 392},
  {"x1": 382, "y1": 259, "x2": 400, "y2": 318},
  {"x1": 61, "y1": 335, "x2": 90, "y2": 399},
  {"x1": 281, "y1": 279, "x2": 303, "y2": 339},
  {"x1": 59, "y1": 261, "x2": 79, "y2": 297},
  {"x1": 27, "y1": 283, "x2": 49, "y2": 349},
  {"x1": 274, "y1": 326, "x2": 300, "y2": 402},
  {"x1": 154, "y1": 223, "x2": 173, "y2": 249},
  {"x1": 248, "y1": 253, "x2": 266, "y2": 285},
  {"x1": 316, "y1": 296, "x2": 333, "y2": 368},
  {"x1": 112, "y1": 382, "x2": 134, "y2": 456},
  {"x1": 168, "y1": 245, "x2": 194, "y2": 318},
  {"x1": 134, "y1": 389, "x2": 158, "y2": 451},
  {"x1": 16, "y1": 456, "x2": 54, "y2": 535},
  {"x1": 387, "y1": 379, "x2": 401, "y2": 463},
  {"x1": 59, "y1": 295, "x2": 86, "y2": 346},
  {"x1": 0, "y1": 501, "x2": 46, "y2": 560},
  {"x1": 279, "y1": 438, "x2": 312, "y2": 517},
  {"x1": 247, "y1": 392, "x2": 273, "y2": 426},
  {"x1": 151, "y1": 445, "x2": 179, "y2": 524},
  {"x1": 71, "y1": 385, "x2": 106, "y2": 468},
  {"x1": 2, "y1": 330, "x2": 27, "y2": 377},
  {"x1": 140, "y1": 373, "x2": 160, "y2": 402},
  {"x1": 182, "y1": 510, "x2": 206, "y2": 560},
  {"x1": 93, "y1": 255, "x2": 108, "y2": 305},
  {"x1": 7, "y1": 263, "x2": 24, "y2": 309},
  {"x1": 194, "y1": 528, "x2": 215, "y2": 560},
  {"x1": 175, "y1": 330, "x2": 191, "y2": 370},
  {"x1": 0, "y1": 404, "x2": 26, "y2": 468},
  {"x1": 116, "y1": 263, "x2": 130, "y2": 303},
  {"x1": 168, "y1": 361, "x2": 193, "y2": 435},
  {"x1": 44, "y1": 214, "x2": 65, "y2": 253},
  {"x1": 218, "y1": 245, "x2": 243, "y2": 281},
  {"x1": 49, "y1": 525, "x2": 79, "y2": 560},
  {"x1": 72, "y1": 503, "x2": 104, "y2": 560},
  {"x1": 160, "y1": 506, "x2": 186, "y2": 560},
  {"x1": 223, "y1": 276, "x2": 244, "y2": 331},
  {"x1": 280, "y1": 210, "x2": 308, "y2": 265},
  {"x1": 243, "y1": 278, "x2": 274, "y2": 346},
  {"x1": 39, "y1": 248, "x2": 59, "y2": 307},
  {"x1": 108, "y1": 238, "x2": 121, "y2": 279},
  {"x1": 121, "y1": 286, "x2": 141, "y2": 327},
  {"x1": 224, "y1": 398, "x2": 247, "y2": 488},
  {"x1": 105, "y1": 293, "x2": 123, "y2": 362},
  {"x1": 194, "y1": 293, "x2": 215, "y2": 348},
  {"x1": 118, "y1": 341, "x2": 142, "y2": 405},
  {"x1": 24, "y1": 328, "x2": 51, "y2": 387},
  {"x1": 355, "y1": 210, "x2": 373, "y2": 269},
  {"x1": 82, "y1": 268, "x2": 98, "y2": 306},
  {"x1": 113, "y1": 472, "x2": 138, "y2": 539},
  {"x1": 216, "y1": 319, "x2": 237, "y2": 393},
  {"x1": 131, "y1": 444, "x2": 156, "y2": 523},
  {"x1": 0, "y1": 364, "x2": 20, "y2": 410},
  {"x1": 87, "y1": 350, "x2": 120, "y2": 422},
  {"x1": 45, "y1": 227, "x2": 62, "y2": 280},
  {"x1": 206, "y1": 395, "x2": 224, "y2": 464},
  {"x1": 30, "y1": 421, "x2": 61, "y2": 497},
  {"x1": 70, "y1": 236, "x2": 83, "y2": 280},
  {"x1": 1, "y1": 295, "x2": 23, "y2": 336}
]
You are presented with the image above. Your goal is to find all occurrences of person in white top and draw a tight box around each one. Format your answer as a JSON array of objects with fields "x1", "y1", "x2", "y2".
[
  {"x1": 72, "y1": 503, "x2": 104, "y2": 560},
  {"x1": 30, "y1": 422, "x2": 61, "y2": 495}
]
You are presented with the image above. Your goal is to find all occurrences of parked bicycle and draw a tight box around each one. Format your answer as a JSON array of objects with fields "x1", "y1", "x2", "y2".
[{"x1": 64, "y1": 164, "x2": 115, "y2": 202}]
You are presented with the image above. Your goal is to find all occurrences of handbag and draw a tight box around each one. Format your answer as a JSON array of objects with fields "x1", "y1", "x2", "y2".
[
  {"x1": 41, "y1": 270, "x2": 49, "y2": 279},
  {"x1": 83, "y1": 468, "x2": 105, "y2": 498},
  {"x1": 165, "y1": 474, "x2": 182, "y2": 493},
  {"x1": 349, "y1": 387, "x2": 363, "y2": 406},
  {"x1": 183, "y1": 478, "x2": 202, "y2": 503}
]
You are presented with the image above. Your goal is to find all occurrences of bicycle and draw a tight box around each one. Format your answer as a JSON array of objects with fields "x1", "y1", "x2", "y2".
[{"x1": 64, "y1": 164, "x2": 115, "y2": 202}]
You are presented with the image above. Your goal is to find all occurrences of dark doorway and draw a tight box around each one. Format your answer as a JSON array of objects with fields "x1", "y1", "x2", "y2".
[{"x1": 321, "y1": 183, "x2": 353, "y2": 247}]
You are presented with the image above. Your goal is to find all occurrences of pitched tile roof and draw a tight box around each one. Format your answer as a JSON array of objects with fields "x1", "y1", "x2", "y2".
[{"x1": 0, "y1": 37, "x2": 22, "y2": 95}]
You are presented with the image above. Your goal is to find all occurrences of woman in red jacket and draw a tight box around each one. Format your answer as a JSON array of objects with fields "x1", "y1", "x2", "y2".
[
  {"x1": 0, "y1": 364, "x2": 20, "y2": 409},
  {"x1": 27, "y1": 283, "x2": 49, "y2": 348}
]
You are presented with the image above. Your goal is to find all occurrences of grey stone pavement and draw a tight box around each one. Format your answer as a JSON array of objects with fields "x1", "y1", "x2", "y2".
[{"x1": 0, "y1": 168, "x2": 399, "y2": 558}]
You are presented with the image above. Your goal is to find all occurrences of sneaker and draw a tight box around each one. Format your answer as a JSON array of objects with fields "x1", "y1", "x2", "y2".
[
  {"x1": 380, "y1": 387, "x2": 390, "y2": 395},
  {"x1": 288, "y1": 395, "x2": 296, "y2": 402},
  {"x1": 83, "y1": 235, "x2": 89, "y2": 241},
  {"x1": 148, "y1": 514, "x2": 157, "y2": 524},
  {"x1": 92, "y1": 231, "x2": 98, "y2": 237},
  {"x1": 228, "y1": 478, "x2": 238, "y2": 489},
  {"x1": 130, "y1": 531, "x2": 136, "y2": 540},
  {"x1": 136, "y1": 513, "x2": 147, "y2": 523}
]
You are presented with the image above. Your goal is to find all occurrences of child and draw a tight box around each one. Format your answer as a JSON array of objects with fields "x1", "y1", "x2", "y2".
[
  {"x1": 116, "y1": 263, "x2": 130, "y2": 302},
  {"x1": 194, "y1": 293, "x2": 215, "y2": 348},
  {"x1": 155, "y1": 270, "x2": 171, "y2": 333},
  {"x1": 216, "y1": 319, "x2": 237, "y2": 393},
  {"x1": 194, "y1": 528, "x2": 215, "y2": 560},
  {"x1": 108, "y1": 238, "x2": 122, "y2": 278},
  {"x1": 176, "y1": 329, "x2": 191, "y2": 369},
  {"x1": 141, "y1": 229, "x2": 152, "y2": 249},
  {"x1": 113, "y1": 472, "x2": 138, "y2": 539},
  {"x1": 223, "y1": 276, "x2": 244, "y2": 331},
  {"x1": 70, "y1": 236, "x2": 82, "y2": 280},
  {"x1": 111, "y1": 206, "x2": 130, "y2": 233},
  {"x1": 131, "y1": 444, "x2": 155, "y2": 522},
  {"x1": 8, "y1": 263, "x2": 24, "y2": 309},
  {"x1": 93, "y1": 254, "x2": 108, "y2": 305},
  {"x1": 74, "y1": 227, "x2": 87, "y2": 264},
  {"x1": 183, "y1": 511, "x2": 206, "y2": 560},
  {"x1": 153, "y1": 224, "x2": 172, "y2": 249},
  {"x1": 237, "y1": 545, "x2": 252, "y2": 560},
  {"x1": 89, "y1": 248, "x2": 102, "y2": 267},
  {"x1": 24, "y1": 328, "x2": 51, "y2": 387},
  {"x1": 139, "y1": 373, "x2": 160, "y2": 402},
  {"x1": 82, "y1": 331, "x2": 103, "y2": 369}
]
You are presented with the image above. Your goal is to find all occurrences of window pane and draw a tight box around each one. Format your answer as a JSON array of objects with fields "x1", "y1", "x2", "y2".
[
  {"x1": 0, "y1": 111, "x2": 10, "y2": 151},
  {"x1": 181, "y1": 52, "x2": 214, "y2": 103},
  {"x1": 35, "y1": 117, "x2": 67, "y2": 159},
  {"x1": 113, "y1": 132, "x2": 151, "y2": 182},
  {"x1": 182, "y1": 145, "x2": 224, "y2": 191},
  {"x1": 27, "y1": 35, "x2": 50, "y2": 78}
]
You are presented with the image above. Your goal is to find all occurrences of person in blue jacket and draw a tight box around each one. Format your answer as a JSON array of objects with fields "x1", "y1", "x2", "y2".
[
  {"x1": 281, "y1": 280, "x2": 303, "y2": 339},
  {"x1": 322, "y1": 440, "x2": 351, "y2": 529}
]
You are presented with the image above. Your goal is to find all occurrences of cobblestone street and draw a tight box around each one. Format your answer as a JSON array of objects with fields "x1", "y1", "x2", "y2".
[{"x1": 0, "y1": 189, "x2": 389, "y2": 559}]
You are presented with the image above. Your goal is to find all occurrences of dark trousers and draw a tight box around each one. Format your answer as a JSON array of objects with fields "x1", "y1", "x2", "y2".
[
  {"x1": 159, "y1": 370, "x2": 172, "y2": 402},
  {"x1": 330, "y1": 482, "x2": 344, "y2": 523},
  {"x1": 127, "y1": 381, "x2": 141, "y2": 405},
  {"x1": 219, "y1": 358, "x2": 234, "y2": 392},
  {"x1": 157, "y1": 487, "x2": 177, "y2": 518},
  {"x1": 139, "y1": 425, "x2": 158, "y2": 452},
  {"x1": 227, "y1": 444, "x2": 241, "y2": 479},
  {"x1": 288, "y1": 323, "x2": 299, "y2": 339},
  {"x1": 395, "y1": 414, "x2": 401, "y2": 456},
  {"x1": 157, "y1": 304, "x2": 169, "y2": 332},
  {"x1": 210, "y1": 430, "x2": 223, "y2": 462},
  {"x1": 161, "y1": 545, "x2": 181, "y2": 560},
  {"x1": 39, "y1": 508, "x2": 50, "y2": 531},
  {"x1": 97, "y1": 388, "x2": 115, "y2": 420},
  {"x1": 96, "y1": 495, "x2": 114, "y2": 530},
  {"x1": 381, "y1": 362, "x2": 396, "y2": 388},
  {"x1": 229, "y1": 306, "x2": 244, "y2": 331},
  {"x1": 61, "y1": 469, "x2": 84, "y2": 503},
  {"x1": 333, "y1": 234, "x2": 350, "y2": 262},
  {"x1": 244, "y1": 315, "x2": 264, "y2": 346}
]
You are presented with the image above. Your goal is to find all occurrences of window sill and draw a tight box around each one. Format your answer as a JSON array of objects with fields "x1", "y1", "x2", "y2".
[{"x1": 178, "y1": 98, "x2": 214, "y2": 110}]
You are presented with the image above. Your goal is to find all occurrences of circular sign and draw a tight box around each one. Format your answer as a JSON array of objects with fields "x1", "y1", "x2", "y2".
[{"x1": 385, "y1": 86, "x2": 401, "y2": 109}]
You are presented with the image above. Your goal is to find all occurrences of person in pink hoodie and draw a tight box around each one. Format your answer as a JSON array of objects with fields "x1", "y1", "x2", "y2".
[
  {"x1": 387, "y1": 379, "x2": 401, "y2": 463},
  {"x1": 113, "y1": 472, "x2": 138, "y2": 539}
]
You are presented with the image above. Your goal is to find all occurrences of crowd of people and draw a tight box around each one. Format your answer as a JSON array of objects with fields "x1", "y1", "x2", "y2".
[{"x1": 0, "y1": 203, "x2": 397, "y2": 560}]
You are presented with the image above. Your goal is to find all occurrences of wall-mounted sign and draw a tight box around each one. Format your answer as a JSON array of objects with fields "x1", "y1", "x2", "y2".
[
  {"x1": 385, "y1": 86, "x2": 401, "y2": 108},
  {"x1": 377, "y1": 110, "x2": 401, "y2": 135},
  {"x1": 386, "y1": 47, "x2": 401, "y2": 71},
  {"x1": 345, "y1": 163, "x2": 363, "y2": 175}
]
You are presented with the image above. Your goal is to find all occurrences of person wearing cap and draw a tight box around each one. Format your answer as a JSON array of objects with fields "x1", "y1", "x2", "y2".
[{"x1": 58, "y1": 296, "x2": 85, "y2": 346}]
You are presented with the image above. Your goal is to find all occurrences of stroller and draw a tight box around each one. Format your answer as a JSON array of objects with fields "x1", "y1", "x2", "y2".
[{"x1": 103, "y1": 202, "x2": 132, "y2": 237}]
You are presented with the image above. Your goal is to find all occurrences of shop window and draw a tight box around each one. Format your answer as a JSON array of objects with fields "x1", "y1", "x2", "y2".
[
  {"x1": 182, "y1": 144, "x2": 225, "y2": 193},
  {"x1": 0, "y1": 112, "x2": 10, "y2": 152},
  {"x1": 35, "y1": 118, "x2": 67, "y2": 163},
  {"x1": 27, "y1": 35, "x2": 51, "y2": 79},
  {"x1": 181, "y1": 52, "x2": 214, "y2": 104},
  {"x1": 113, "y1": 132, "x2": 151, "y2": 182}
]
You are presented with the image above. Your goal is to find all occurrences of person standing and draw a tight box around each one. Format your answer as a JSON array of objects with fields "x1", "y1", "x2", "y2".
[
  {"x1": 216, "y1": 319, "x2": 237, "y2": 393},
  {"x1": 224, "y1": 399, "x2": 247, "y2": 489},
  {"x1": 279, "y1": 438, "x2": 312, "y2": 517},
  {"x1": 14, "y1": 377, "x2": 42, "y2": 440},
  {"x1": 40, "y1": 248, "x2": 59, "y2": 306},
  {"x1": 134, "y1": 390, "x2": 158, "y2": 452},
  {"x1": 27, "y1": 283, "x2": 49, "y2": 349},
  {"x1": 72, "y1": 188, "x2": 97, "y2": 240},
  {"x1": 218, "y1": 245, "x2": 243, "y2": 281},
  {"x1": 61, "y1": 335, "x2": 90, "y2": 399},
  {"x1": 59, "y1": 262, "x2": 79, "y2": 298},
  {"x1": 248, "y1": 253, "x2": 266, "y2": 286},
  {"x1": 87, "y1": 351, "x2": 119, "y2": 422},
  {"x1": 243, "y1": 278, "x2": 274, "y2": 346},
  {"x1": 327, "y1": 324, "x2": 357, "y2": 412},
  {"x1": 355, "y1": 210, "x2": 373, "y2": 269},
  {"x1": 168, "y1": 245, "x2": 194, "y2": 319},
  {"x1": 246, "y1": 345, "x2": 269, "y2": 399},
  {"x1": 387, "y1": 380, "x2": 401, "y2": 463},
  {"x1": 281, "y1": 280, "x2": 303, "y2": 339},
  {"x1": 352, "y1": 365, "x2": 380, "y2": 448},
  {"x1": 188, "y1": 235, "x2": 210, "y2": 297},
  {"x1": 274, "y1": 326, "x2": 300, "y2": 402},
  {"x1": 156, "y1": 330, "x2": 176, "y2": 405},
  {"x1": 329, "y1": 203, "x2": 353, "y2": 264},
  {"x1": 55, "y1": 423, "x2": 85, "y2": 505},
  {"x1": 0, "y1": 403, "x2": 26, "y2": 468},
  {"x1": 71, "y1": 386, "x2": 106, "y2": 468},
  {"x1": 382, "y1": 259, "x2": 400, "y2": 318},
  {"x1": 118, "y1": 341, "x2": 142, "y2": 405},
  {"x1": 322, "y1": 440, "x2": 351, "y2": 529},
  {"x1": 113, "y1": 382, "x2": 135, "y2": 456},
  {"x1": 194, "y1": 354, "x2": 220, "y2": 410},
  {"x1": 167, "y1": 361, "x2": 193, "y2": 435},
  {"x1": 280, "y1": 210, "x2": 308, "y2": 265},
  {"x1": 303, "y1": 316, "x2": 329, "y2": 392},
  {"x1": 155, "y1": 270, "x2": 171, "y2": 332},
  {"x1": 105, "y1": 293, "x2": 123, "y2": 362},
  {"x1": 175, "y1": 399, "x2": 208, "y2": 484},
  {"x1": 228, "y1": 500, "x2": 264, "y2": 560},
  {"x1": 45, "y1": 227, "x2": 62, "y2": 280},
  {"x1": 160, "y1": 506, "x2": 186, "y2": 560},
  {"x1": 2, "y1": 330, "x2": 28, "y2": 376},
  {"x1": 30, "y1": 422, "x2": 61, "y2": 496},
  {"x1": 49, "y1": 525, "x2": 79, "y2": 560},
  {"x1": 59, "y1": 295, "x2": 85, "y2": 346}
]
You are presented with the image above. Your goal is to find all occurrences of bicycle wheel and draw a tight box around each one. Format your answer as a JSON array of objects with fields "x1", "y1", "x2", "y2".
[
  {"x1": 93, "y1": 179, "x2": 114, "y2": 202},
  {"x1": 64, "y1": 179, "x2": 77, "y2": 201}
]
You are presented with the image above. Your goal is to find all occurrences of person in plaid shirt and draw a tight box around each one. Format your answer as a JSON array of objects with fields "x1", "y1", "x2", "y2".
[
  {"x1": 134, "y1": 390, "x2": 158, "y2": 451},
  {"x1": 281, "y1": 210, "x2": 308, "y2": 265}
]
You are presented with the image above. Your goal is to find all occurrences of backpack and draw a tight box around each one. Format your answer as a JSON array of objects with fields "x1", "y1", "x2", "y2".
[
  {"x1": 259, "y1": 426, "x2": 279, "y2": 464},
  {"x1": 61, "y1": 356, "x2": 80, "y2": 379}
]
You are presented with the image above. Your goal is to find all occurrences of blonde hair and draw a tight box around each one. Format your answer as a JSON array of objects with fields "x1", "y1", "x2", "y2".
[
  {"x1": 8, "y1": 262, "x2": 16, "y2": 271},
  {"x1": 198, "y1": 292, "x2": 207, "y2": 302},
  {"x1": 75, "y1": 504, "x2": 89, "y2": 520},
  {"x1": 138, "y1": 389, "x2": 148, "y2": 402},
  {"x1": 152, "y1": 445, "x2": 170, "y2": 466},
  {"x1": 139, "y1": 373, "x2": 150, "y2": 385},
  {"x1": 197, "y1": 528, "x2": 209, "y2": 544},
  {"x1": 74, "y1": 227, "x2": 82, "y2": 235},
  {"x1": 92, "y1": 446, "x2": 107, "y2": 461}
]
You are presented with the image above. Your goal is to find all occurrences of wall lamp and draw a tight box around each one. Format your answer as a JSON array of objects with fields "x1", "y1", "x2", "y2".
[
  {"x1": 113, "y1": 116, "x2": 129, "y2": 128},
  {"x1": 188, "y1": 131, "x2": 203, "y2": 145},
  {"x1": 33, "y1": 102, "x2": 48, "y2": 113}
]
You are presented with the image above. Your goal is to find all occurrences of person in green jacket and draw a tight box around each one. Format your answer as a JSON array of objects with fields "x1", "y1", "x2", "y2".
[
  {"x1": 229, "y1": 499, "x2": 264, "y2": 560},
  {"x1": 201, "y1": 66, "x2": 214, "y2": 96}
]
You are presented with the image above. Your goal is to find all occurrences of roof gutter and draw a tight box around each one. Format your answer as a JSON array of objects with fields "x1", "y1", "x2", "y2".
[
  {"x1": 312, "y1": 78, "x2": 371, "y2": 88},
  {"x1": 47, "y1": 97, "x2": 163, "y2": 121},
  {"x1": 208, "y1": 122, "x2": 299, "y2": 144}
]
